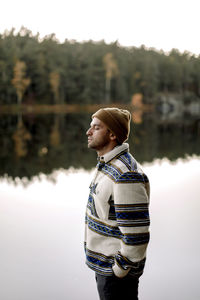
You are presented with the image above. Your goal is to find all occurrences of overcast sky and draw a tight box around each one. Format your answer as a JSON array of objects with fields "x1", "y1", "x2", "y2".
[{"x1": 1, "y1": 0, "x2": 200, "y2": 54}]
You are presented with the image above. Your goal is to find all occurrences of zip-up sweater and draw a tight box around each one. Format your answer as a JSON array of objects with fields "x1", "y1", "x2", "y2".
[{"x1": 84, "y1": 143, "x2": 150, "y2": 278}]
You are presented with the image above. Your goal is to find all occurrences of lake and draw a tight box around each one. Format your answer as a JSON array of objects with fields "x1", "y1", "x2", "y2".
[{"x1": 0, "y1": 109, "x2": 200, "y2": 299}]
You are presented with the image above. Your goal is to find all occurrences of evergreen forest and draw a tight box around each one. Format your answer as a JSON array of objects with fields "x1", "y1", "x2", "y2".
[{"x1": 1, "y1": 27, "x2": 200, "y2": 105}]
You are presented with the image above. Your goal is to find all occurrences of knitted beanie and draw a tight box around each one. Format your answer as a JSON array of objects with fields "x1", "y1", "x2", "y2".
[{"x1": 92, "y1": 107, "x2": 131, "y2": 144}]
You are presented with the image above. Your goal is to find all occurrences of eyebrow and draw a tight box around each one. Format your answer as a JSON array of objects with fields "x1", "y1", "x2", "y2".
[{"x1": 90, "y1": 122, "x2": 101, "y2": 127}]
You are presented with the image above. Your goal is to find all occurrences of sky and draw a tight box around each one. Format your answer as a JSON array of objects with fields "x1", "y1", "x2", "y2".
[{"x1": 1, "y1": 0, "x2": 200, "y2": 54}]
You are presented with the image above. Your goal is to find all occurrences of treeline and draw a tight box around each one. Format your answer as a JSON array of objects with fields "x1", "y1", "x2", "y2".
[{"x1": 1, "y1": 27, "x2": 200, "y2": 105}]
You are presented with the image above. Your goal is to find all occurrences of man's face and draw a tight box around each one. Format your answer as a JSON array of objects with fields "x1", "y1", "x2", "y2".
[{"x1": 86, "y1": 117, "x2": 112, "y2": 152}]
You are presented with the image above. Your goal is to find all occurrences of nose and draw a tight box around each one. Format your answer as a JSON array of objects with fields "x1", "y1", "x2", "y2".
[{"x1": 86, "y1": 127, "x2": 92, "y2": 136}]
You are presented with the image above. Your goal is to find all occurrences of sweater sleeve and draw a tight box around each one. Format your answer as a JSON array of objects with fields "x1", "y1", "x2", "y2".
[{"x1": 112, "y1": 171, "x2": 150, "y2": 278}]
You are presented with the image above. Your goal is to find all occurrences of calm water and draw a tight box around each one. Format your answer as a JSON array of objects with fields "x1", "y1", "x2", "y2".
[
  {"x1": 0, "y1": 157, "x2": 200, "y2": 300},
  {"x1": 0, "y1": 110, "x2": 200, "y2": 299}
]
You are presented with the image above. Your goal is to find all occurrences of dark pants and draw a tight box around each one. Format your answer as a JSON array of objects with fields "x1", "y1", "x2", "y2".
[{"x1": 95, "y1": 273, "x2": 139, "y2": 300}]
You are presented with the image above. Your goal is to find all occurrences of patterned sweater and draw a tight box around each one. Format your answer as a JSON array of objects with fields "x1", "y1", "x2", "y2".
[{"x1": 84, "y1": 143, "x2": 150, "y2": 278}]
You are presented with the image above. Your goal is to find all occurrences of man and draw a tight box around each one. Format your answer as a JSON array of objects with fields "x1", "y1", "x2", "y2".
[{"x1": 85, "y1": 108, "x2": 150, "y2": 300}]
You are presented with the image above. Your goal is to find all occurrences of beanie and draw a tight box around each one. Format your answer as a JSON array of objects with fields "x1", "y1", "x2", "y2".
[{"x1": 92, "y1": 107, "x2": 131, "y2": 144}]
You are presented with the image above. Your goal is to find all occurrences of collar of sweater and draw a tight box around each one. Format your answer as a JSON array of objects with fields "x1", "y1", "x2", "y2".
[{"x1": 98, "y1": 143, "x2": 129, "y2": 164}]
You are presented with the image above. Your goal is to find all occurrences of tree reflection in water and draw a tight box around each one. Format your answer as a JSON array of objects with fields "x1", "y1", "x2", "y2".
[
  {"x1": 0, "y1": 157, "x2": 199, "y2": 300},
  {"x1": 0, "y1": 106, "x2": 200, "y2": 299},
  {"x1": 0, "y1": 108, "x2": 199, "y2": 182}
]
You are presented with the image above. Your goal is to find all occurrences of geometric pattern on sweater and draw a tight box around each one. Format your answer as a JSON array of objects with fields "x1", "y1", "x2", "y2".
[
  {"x1": 97, "y1": 161, "x2": 149, "y2": 184},
  {"x1": 122, "y1": 232, "x2": 150, "y2": 246},
  {"x1": 87, "y1": 194, "x2": 99, "y2": 218},
  {"x1": 117, "y1": 152, "x2": 137, "y2": 171},
  {"x1": 108, "y1": 201, "x2": 150, "y2": 227},
  {"x1": 85, "y1": 248, "x2": 114, "y2": 276},
  {"x1": 87, "y1": 183, "x2": 99, "y2": 217},
  {"x1": 89, "y1": 182, "x2": 98, "y2": 194},
  {"x1": 97, "y1": 162, "x2": 121, "y2": 181},
  {"x1": 86, "y1": 213, "x2": 121, "y2": 238},
  {"x1": 116, "y1": 172, "x2": 149, "y2": 184},
  {"x1": 85, "y1": 247, "x2": 146, "y2": 277},
  {"x1": 86, "y1": 214, "x2": 150, "y2": 246},
  {"x1": 115, "y1": 203, "x2": 150, "y2": 227}
]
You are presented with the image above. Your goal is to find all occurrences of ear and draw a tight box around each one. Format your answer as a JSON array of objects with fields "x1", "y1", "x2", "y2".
[{"x1": 109, "y1": 132, "x2": 117, "y2": 141}]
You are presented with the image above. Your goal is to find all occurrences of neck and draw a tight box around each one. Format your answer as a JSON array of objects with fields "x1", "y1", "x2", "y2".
[{"x1": 97, "y1": 142, "x2": 118, "y2": 157}]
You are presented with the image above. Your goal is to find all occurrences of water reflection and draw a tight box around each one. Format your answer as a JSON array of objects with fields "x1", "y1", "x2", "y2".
[
  {"x1": 0, "y1": 157, "x2": 199, "y2": 300},
  {"x1": 0, "y1": 110, "x2": 199, "y2": 181},
  {"x1": 0, "y1": 107, "x2": 199, "y2": 299}
]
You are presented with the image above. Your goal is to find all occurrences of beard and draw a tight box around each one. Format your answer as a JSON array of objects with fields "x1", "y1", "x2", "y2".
[{"x1": 87, "y1": 133, "x2": 111, "y2": 152}]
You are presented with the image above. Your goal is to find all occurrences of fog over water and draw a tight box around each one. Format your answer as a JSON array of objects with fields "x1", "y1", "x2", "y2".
[{"x1": 0, "y1": 157, "x2": 200, "y2": 300}]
